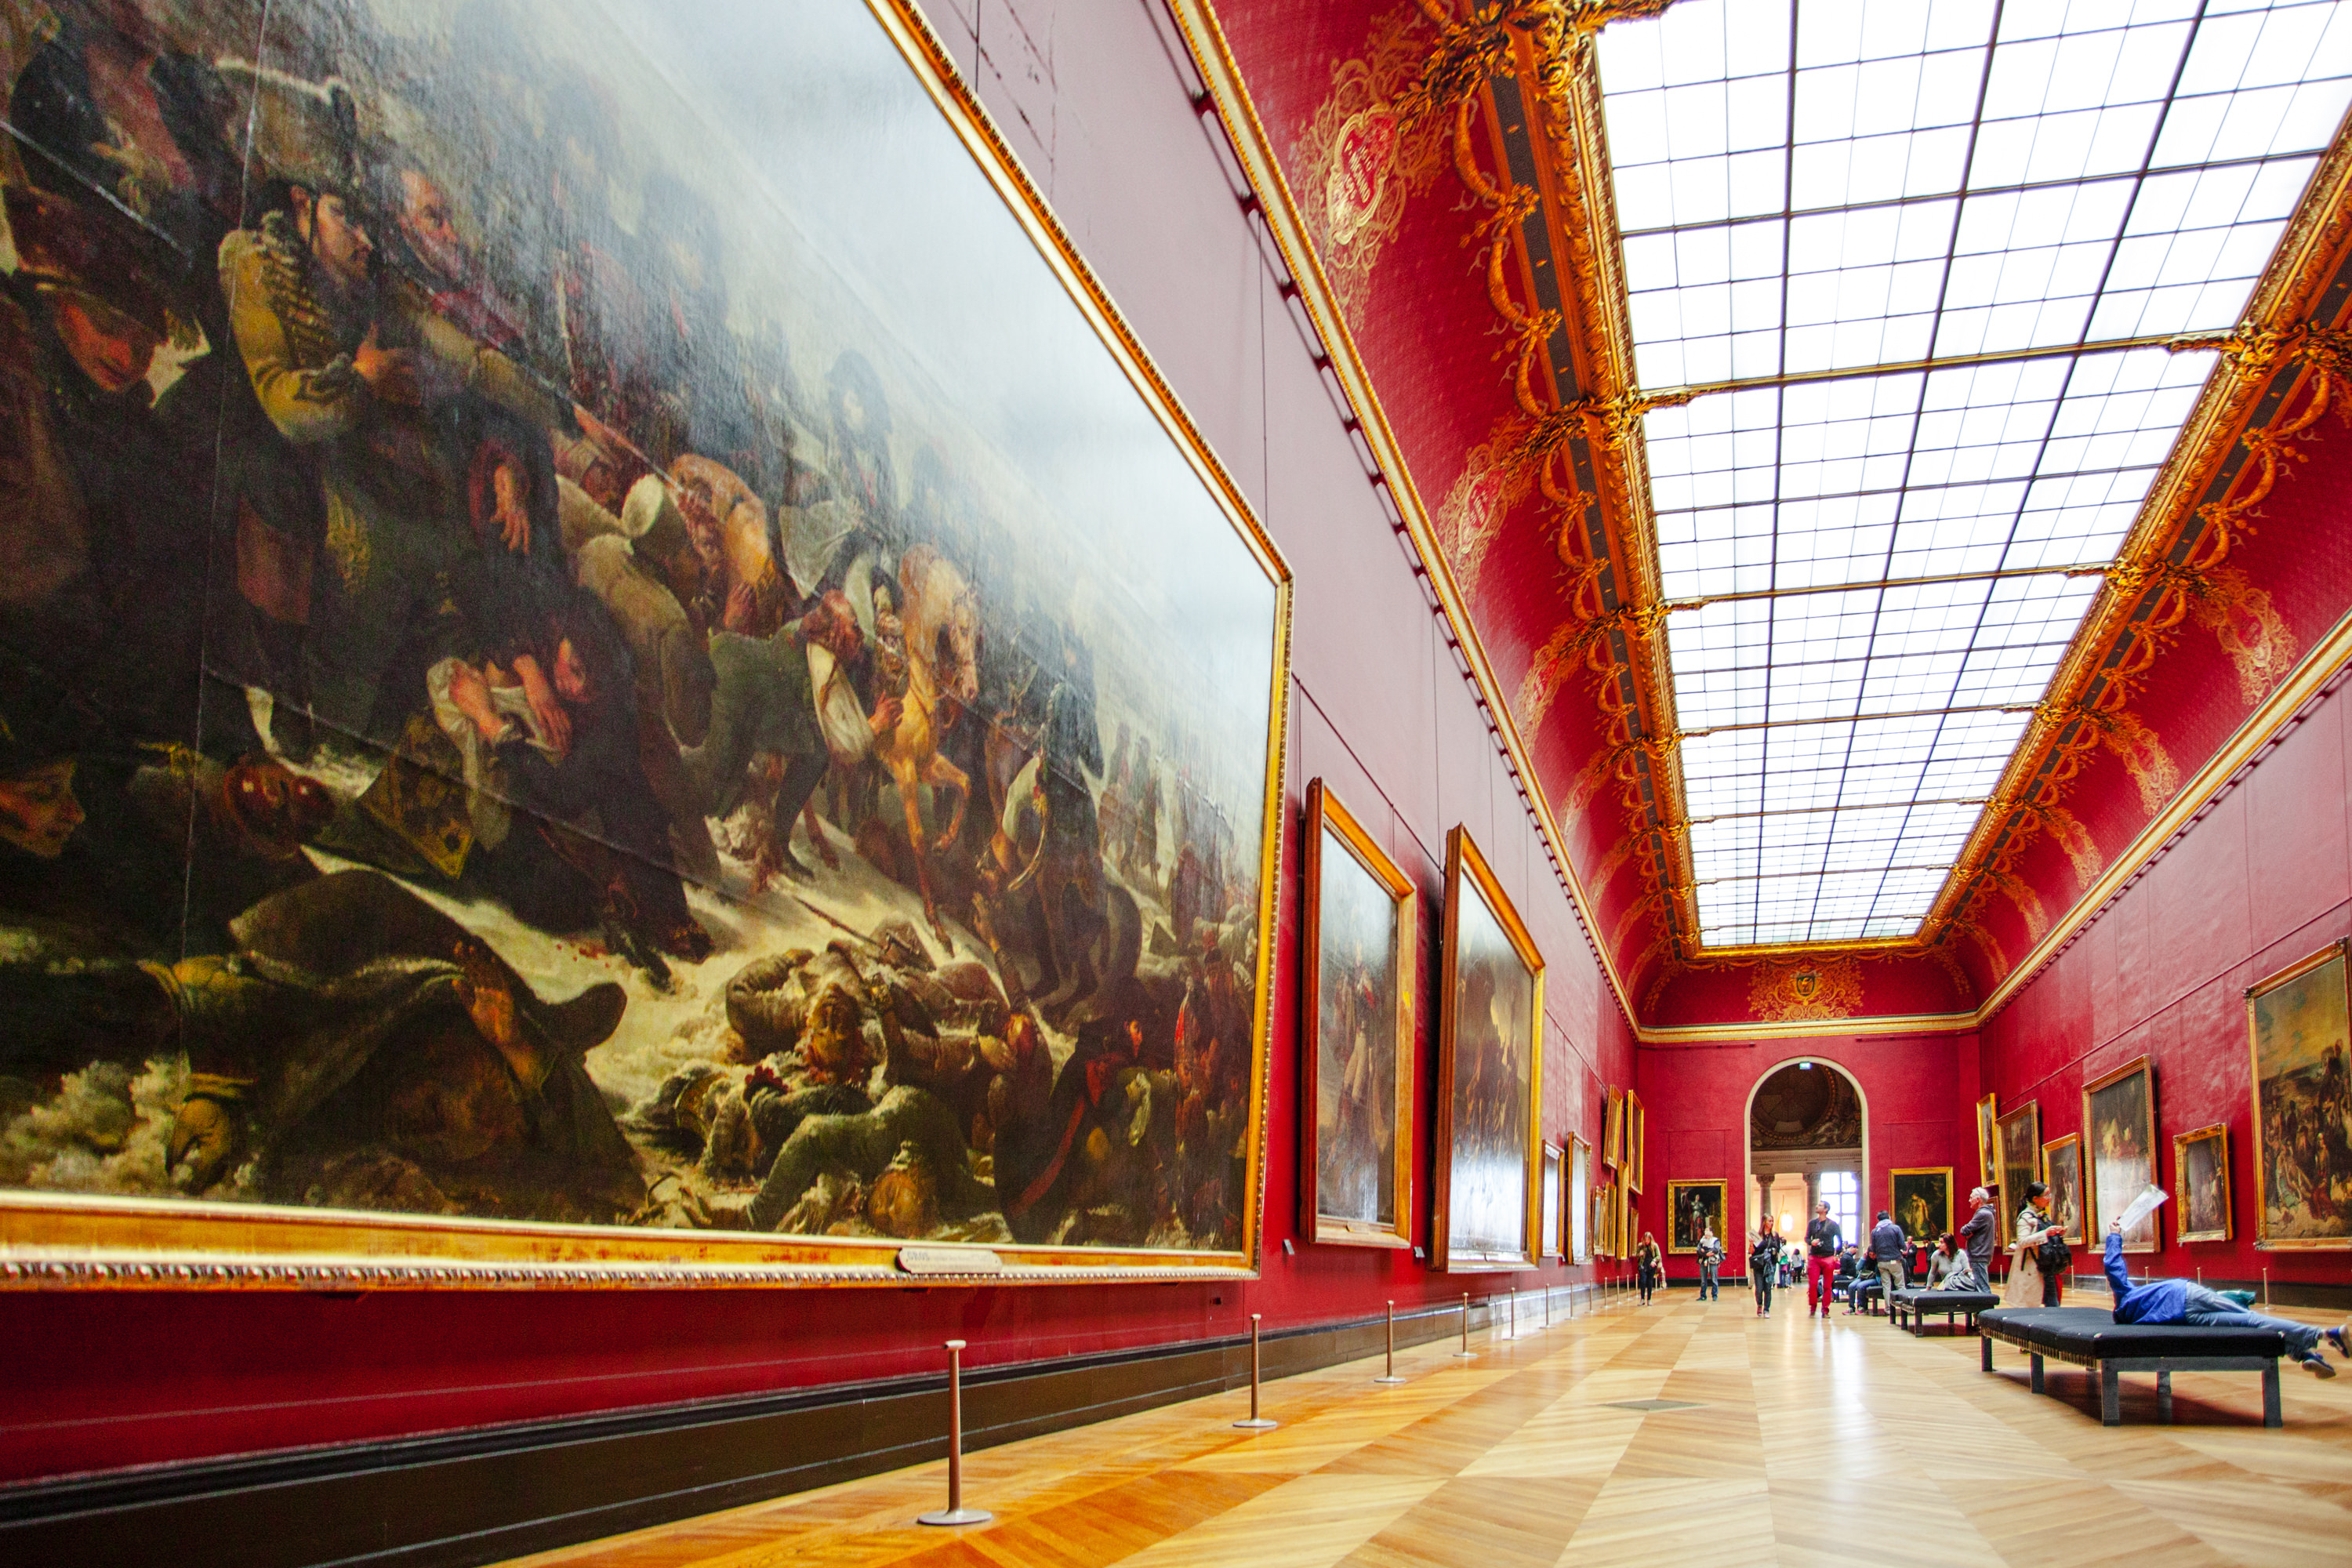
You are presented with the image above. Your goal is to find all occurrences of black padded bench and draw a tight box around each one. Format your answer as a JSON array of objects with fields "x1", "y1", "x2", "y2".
[
  {"x1": 1978, "y1": 1306, "x2": 2285, "y2": 1427},
  {"x1": 1889, "y1": 1287, "x2": 1996, "y2": 1334}
]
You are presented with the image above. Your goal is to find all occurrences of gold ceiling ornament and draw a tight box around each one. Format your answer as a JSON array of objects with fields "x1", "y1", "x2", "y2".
[
  {"x1": 1746, "y1": 958, "x2": 1865, "y2": 1025},
  {"x1": 1293, "y1": 7, "x2": 1455, "y2": 319}
]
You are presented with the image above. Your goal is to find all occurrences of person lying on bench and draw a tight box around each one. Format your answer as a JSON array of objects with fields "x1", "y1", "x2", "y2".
[{"x1": 2103, "y1": 1221, "x2": 2349, "y2": 1380}]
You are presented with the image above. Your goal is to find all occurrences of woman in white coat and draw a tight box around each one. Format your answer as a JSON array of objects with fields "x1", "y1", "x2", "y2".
[{"x1": 2002, "y1": 1181, "x2": 2063, "y2": 1308}]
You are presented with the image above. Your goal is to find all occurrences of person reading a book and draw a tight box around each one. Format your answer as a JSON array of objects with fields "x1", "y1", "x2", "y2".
[{"x1": 2102, "y1": 1219, "x2": 2349, "y2": 1380}]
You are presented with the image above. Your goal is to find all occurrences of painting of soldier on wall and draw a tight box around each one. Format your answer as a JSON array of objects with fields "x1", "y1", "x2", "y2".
[
  {"x1": 0, "y1": 0, "x2": 1290, "y2": 1283},
  {"x1": 2085, "y1": 1057, "x2": 2158, "y2": 1254},
  {"x1": 1300, "y1": 779, "x2": 1413, "y2": 1249},
  {"x1": 1433, "y1": 827, "x2": 1542, "y2": 1272},
  {"x1": 2249, "y1": 943, "x2": 2352, "y2": 1249}
]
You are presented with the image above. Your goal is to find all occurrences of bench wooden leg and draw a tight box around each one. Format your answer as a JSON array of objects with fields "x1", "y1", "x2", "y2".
[
  {"x1": 2101, "y1": 1363, "x2": 2120, "y2": 1426},
  {"x1": 2157, "y1": 1370, "x2": 2172, "y2": 1424},
  {"x1": 2263, "y1": 1363, "x2": 2281, "y2": 1428},
  {"x1": 1981, "y1": 1336, "x2": 1993, "y2": 1372},
  {"x1": 2031, "y1": 1352, "x2": 2045, "y2": 1394}
]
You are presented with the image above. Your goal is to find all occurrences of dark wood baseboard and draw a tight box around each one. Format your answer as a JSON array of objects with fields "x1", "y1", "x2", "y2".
[{"x1": 0, "y1": 1286, "x2": 1600, "y2": 1568}]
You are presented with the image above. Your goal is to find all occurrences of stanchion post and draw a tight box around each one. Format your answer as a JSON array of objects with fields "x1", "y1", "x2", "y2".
[
  {"x1": 1456, "y1": 1292, "x2": 1476, "y2": 1358},
  {"x1": 1375, "y1": 1300, "x2": 1407, "y2": 1384},
  {"x1": 1508, "y1": 1288, "x2": 1517, "y2": 1340},
  {"x1": 2263, "y1": 1268, "x2": 2270, "y2": 1308},
  {"x1": 1233, "y1": 1314, "x2": 1278, "y2": 1429},
  {"x1": 917, "y1": 1340, "x2": 992, "y2": 1527}
]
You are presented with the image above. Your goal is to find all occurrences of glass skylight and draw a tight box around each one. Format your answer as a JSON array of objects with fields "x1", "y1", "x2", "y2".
[{"x1": 1595, "y1": 0, "x2": 2352, "y2": 947}]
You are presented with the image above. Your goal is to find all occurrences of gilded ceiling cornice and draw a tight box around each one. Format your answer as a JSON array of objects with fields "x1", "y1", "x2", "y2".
[{"x1": 1165, "y1": 0, "x2": 1650, "y2": 1029}]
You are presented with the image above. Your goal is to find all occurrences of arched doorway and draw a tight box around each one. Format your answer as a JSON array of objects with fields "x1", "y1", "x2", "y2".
[{"x1": 1744, "y1": 1058, "x2": 1870, "y2": 1263}]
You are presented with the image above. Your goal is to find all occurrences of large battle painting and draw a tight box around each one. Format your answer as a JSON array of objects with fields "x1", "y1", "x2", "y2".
[
  {"x1": 1433, "y1": 827, "x2": 1541, "y2": 1272},
  {"x1": 1299, "y1": 779, "x2": 1411, "y2": 1248},
  {"x1": 2248, "y1": 944, "x2": 2352, "y2": 1249},
  {"x1": 0, "y1": 0, "x2": 1289, "y2": 1281}
]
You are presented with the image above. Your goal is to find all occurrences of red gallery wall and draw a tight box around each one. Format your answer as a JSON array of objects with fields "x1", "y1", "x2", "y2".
[
  {"x1": 1633, "y1": 1033, "x2": 1979, "y2": 1279},
  {"x1": 0, "y1": 0, "x2": 1635, "y2": 1484},
  {"x1": 1979, "y1": 670, "x2": 2352, "y2": 1294}
]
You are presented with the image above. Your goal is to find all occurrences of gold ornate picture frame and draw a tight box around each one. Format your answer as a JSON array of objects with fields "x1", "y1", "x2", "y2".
[
  {"x1": 0, "y1": 0, "x2": 1292, "y2": 1291},
  {"x1": 2083, "y1": 1055, "x2": 2159, "y2": 1254},
  {"x1": 2174, "y1": 1123, "x2": 2233, "y2": 1243},
  {"x1": 1888, "y1": 1167, "x2": 1951, "y2": 1248},
  {"x1": 1975, "y1": 1093, "x2": 2001, "y2": 1189},
  {"x1": 1568, "y1": 1134, "x2": 1592, "y2": 1262},
  {"x1": 2040, "y1": 1135, "x2": 2086, "y2": 1247},
  {"x1": 1542, "y1": 1143, "x2": 1564, "y2": 1263},
  {"x1": 1625, "y1": 1090, "x2": 1646, "y2": 1192},
  {"x1": 1604, "y1": 1087, "x2": 1626, "y2": 1170},
  {"x1": 2247, "y1": 941, "x2": 2352, "y2": 1250},
  {"x1": 1665, "y1": 1178, "x2": 1726, "y2": 1255},
  {"x1": 1432, "y1": 827, "x2": 1544, "y2": 1272},
  {"x1": 1299, "y1": 780, "x2": 1416, "y2": 1250},
  {"x1": 1995, "y1": 1102, "x2": 2041, "y2": 1249}
]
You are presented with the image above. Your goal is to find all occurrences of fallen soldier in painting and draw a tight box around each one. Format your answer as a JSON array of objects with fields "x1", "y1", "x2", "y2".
[{"x1": 2101, "y1": 1220, "x2": 2350, "y2": 1379}]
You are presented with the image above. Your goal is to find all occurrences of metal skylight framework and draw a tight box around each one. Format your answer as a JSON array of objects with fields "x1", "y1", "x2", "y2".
[{"x1": 1593, "y1": 0, "x2": 2352, "y2": 947}]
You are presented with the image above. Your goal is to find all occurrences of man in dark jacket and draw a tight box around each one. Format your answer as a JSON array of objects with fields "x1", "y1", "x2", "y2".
[
  {"x1": 2103, "y1": 1222, "x2": 2347, "y2": 1379},
  {"x1": 1869, "y1": 1209, "x2": 1907, "y2": 1315},
  {"x1": 1960, "y1": 1185, "x2": 1998, "y2": 1292},
  {"x1": 1806, "y1": 1200, "x2": 1843, "y2": 1318}
]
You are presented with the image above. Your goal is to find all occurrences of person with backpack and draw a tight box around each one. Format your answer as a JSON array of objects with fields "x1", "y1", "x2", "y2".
[
  {"x1": 1868, "y1": 1209, "x2": 1907, "y2": 1315},
  {"x1": 2002, "y1": 1181, "x2": 2066, "y2": 1308},
  {"x1": 1751, "y1": 1225, "x2": 1780, "y2": 1316},
  {"x1": 1696, "y1": 1224, "x2": 1725, "y2": 1301}
]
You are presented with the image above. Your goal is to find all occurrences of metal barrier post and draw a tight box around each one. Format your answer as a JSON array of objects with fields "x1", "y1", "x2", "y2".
[
  {"x1": 1233, "y1": 1314, "x2": 1278, "y2": 1429},
  {"x1": 916, "y1": 1340, "x2": 991, "y2": 1526},
  {"x1": 1375, "y1": 1300, "x2": 1407, "y2": 1384}
]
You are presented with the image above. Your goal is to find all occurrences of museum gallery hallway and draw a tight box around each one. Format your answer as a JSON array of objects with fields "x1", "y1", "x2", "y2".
[{"x1": 500, "y1": 1292, "x2": 2352, "y2": 1568}]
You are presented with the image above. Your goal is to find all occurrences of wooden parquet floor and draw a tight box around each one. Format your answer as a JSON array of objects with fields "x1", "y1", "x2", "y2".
[{"x1": 502, "y1": 1288, "x2": 2352, "y2": 1568}]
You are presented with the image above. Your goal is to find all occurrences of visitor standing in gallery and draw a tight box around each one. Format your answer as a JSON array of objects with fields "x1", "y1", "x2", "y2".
[
  {"x1": 1696, "y1": 1223, "x2": 1723, "y2": 1301},
  {"x1": 1635, "y1": 1232, "x2": 1662, "y2": 1305},
  {"x1": 1751, "y1": 1225, "x2": 1779, "y2": 1316},
  {"x1": 1869, "y1": 1209, "x2": 1907, "y2": 1314},
  {"x1": 1805, "y1": 1201, "x2": 1843, "y2": 1317},
  {"x1": 1960, "y1": 1185, "x2": 1998, "y2": 1290},
  {"x1": 2003, "y1": 1181, "x2": 2063, "y2": 1308}
]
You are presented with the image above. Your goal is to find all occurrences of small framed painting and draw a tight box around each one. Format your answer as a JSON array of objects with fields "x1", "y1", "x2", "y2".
[
  {"x1": 1299, "y1": 779, "x2": 1417, "y2": 1249},
  {"x1": 1432, "y1": 827, "x2": 1544, "y2": 1272},
  {"x1": 1618, "y1": 1178, "x2": 1637, "y2": 1258},
  {"x1": 2246, "y1": 942, "x2": 2352, "y2": 1249},
  {"x1": 2041, "y1": 1135, "x2": 2086, "y2": 1247},
  {"x1": 1568, "y1": 1135, "x2": 1592, "y2": 1262},
  {"x1": 1604, "y1": 1087, "x2": 1625, "y2": 1170},
  {"x1": 2173, "y1": 1123, "x2": 2232, "y2": 1243},
  {"x1": 1996, "y1": 1102, "x2": 2041, "y2": 1248},
  {"x1": 1666, "y1": 1179, "x2": 1726, "y2": 1255},
  {"x1": 1541, "y1": 1143, "x2": 1564, "y2": 1263},
  {"x1": 2083, "y1": 1055, "x2": 2158, "y2": 1254},
  {"x1": 1888, "y1": 1167, "x2": 1951, "y2": 1248},
  {"x1": 1595, "y1": 1181, "x2": 1615, "y2": 1258},
  {"x1": 1975, "y1": 1093, "x2": 2000, "y2": 1189}
]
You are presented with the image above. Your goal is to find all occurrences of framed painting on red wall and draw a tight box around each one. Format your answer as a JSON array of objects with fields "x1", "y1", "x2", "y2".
[
  {"x1": 2040, "y1": 1136, "x2": 2086, "y2": 1247},
  {"x1": 2247, "y1": 942, "x2": 2352, "y2": 1249},
  {"x1": 1625, "y1": 1091, "x2": 1646, "y2": 1193},
  {"x1": 2084, "y1": 1056, "x2": 2158, "y2": 1254},
  {"x1": 1604, "y1": 1087, "x2": 1626, "y2": 1170},
  {"x1": 1541, "y1": 1144, "x2": 1564, "y2": 1263},
  {"x1": 0, "y1": 0, "x2": 1294, "y2": 1290},
  {"x1": 1996, "y1": 1102, "x2": 2041, "y2": 1248},
  {"x1": 1889, "y1": 1167, "x2": 1951, "y2": 1248},
  {"x1": 1666, "y1": 1179, "x2": 1726, "y2": 1254},
  {"x1": 1975, "y1": 1094, "x2": 2000, "y2": 1189},
  {"x1": 1432, "y1": 827, "x2": 1544, "y2": 1272},
  {"x1": 2173, "y1": 1123, "x2": 2232, "y2": 1243},
  {"x1": 1568, "y1": 1135, "x2": 1592, "y2": 1262},
  {"x1": 1299, "y1": 779, "x2": 1416, "y2": 1250}
]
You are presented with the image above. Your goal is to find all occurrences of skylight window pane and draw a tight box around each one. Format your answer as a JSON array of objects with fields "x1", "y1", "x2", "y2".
[{"x1": 1599, "y1": 0, "x2": 2352, "y2": 947}]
